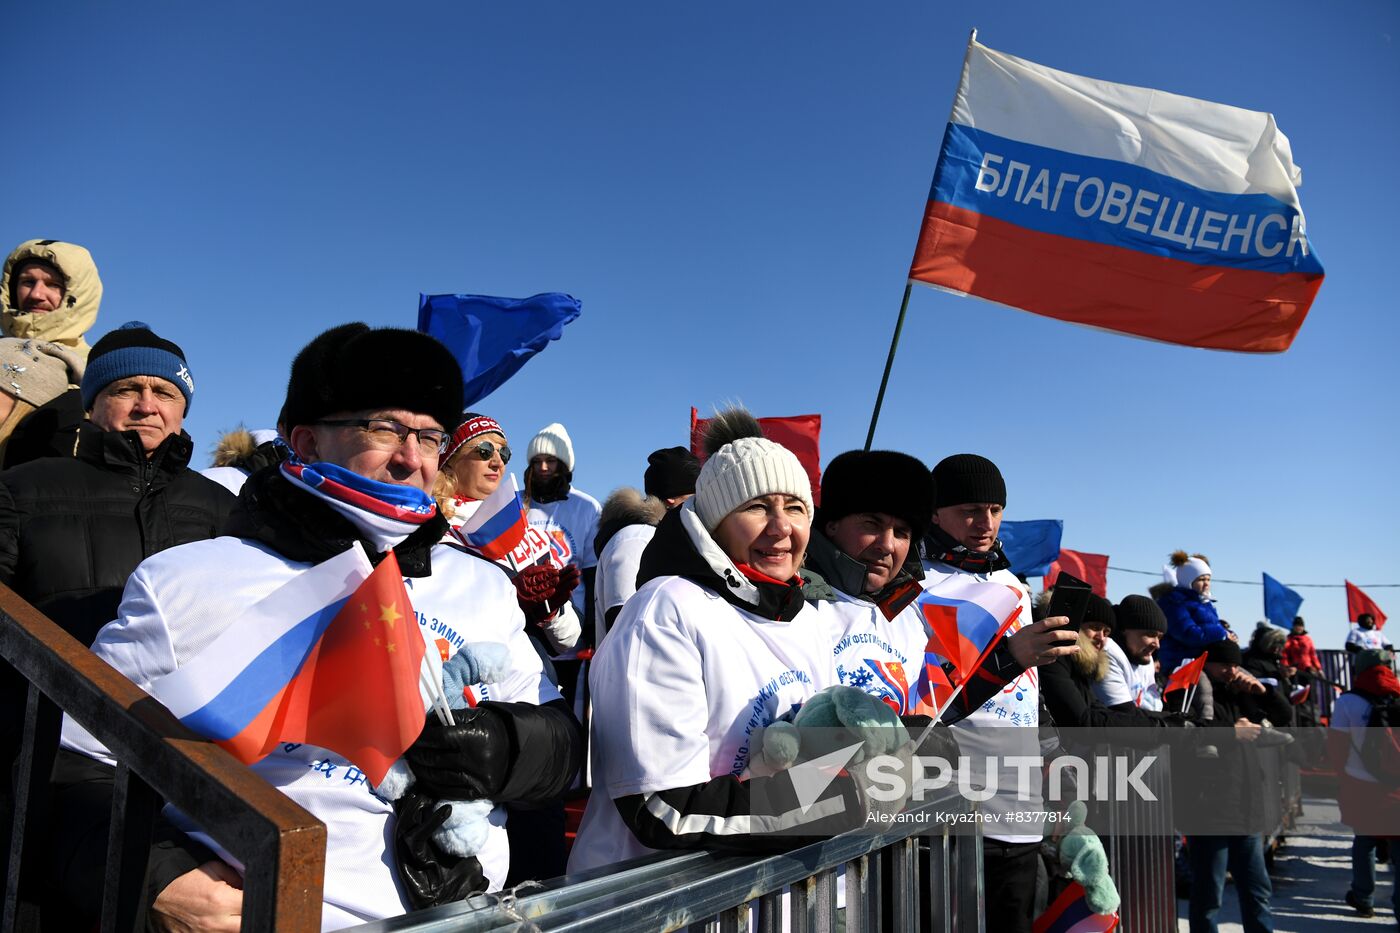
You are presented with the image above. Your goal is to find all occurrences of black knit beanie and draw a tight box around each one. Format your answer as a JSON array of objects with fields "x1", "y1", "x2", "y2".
[
  {"x1": 932, "y1": 453, "x2": 1006, "y2": 508},
  {"x1": 644, "y1": 446, "x2": 701, "y2": 500},
  {"x1": 281, "y1": 323, "x2": 463, "y2": 434},
  {"x1": 1205, "y1": 639, "x2": 1242, "y2": 665},
  {"x1": 815, "y1": 449, "x2": 933, "y2": 541},
  {"x1": 1083, "y1": 593, "x2": 1116, "y2": 631},
  {"x1": 1115, "y1": 595, "x2": 1169, "y2": 634}
]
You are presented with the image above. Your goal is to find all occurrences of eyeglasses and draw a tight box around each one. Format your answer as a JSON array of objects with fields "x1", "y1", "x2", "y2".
[
  {"x1": 316, "y1": 419, "x2": 450, "y2": 456},
  {"x1": 466, "y1": 440, "x2": 511, "y2": 464}
]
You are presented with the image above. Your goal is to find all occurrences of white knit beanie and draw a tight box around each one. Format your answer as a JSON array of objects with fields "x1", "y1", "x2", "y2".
[
  {"x1": 1175, "y1": 557, "x2": 1212, "y2": 589},
  {"x1": 693, "y1": 436, "x2": 814, "y2": 532},
  {"x1": 527, "y1": 422, "x2": 575, "y2": 471}
]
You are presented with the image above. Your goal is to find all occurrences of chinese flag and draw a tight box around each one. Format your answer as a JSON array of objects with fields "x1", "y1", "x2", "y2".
[
  {"x1": 236, "y1": 551, "x2": 427, "y2": 785},
  {"x1": 690, "y1": 407, "x2": 822, "y2": 505},
  {"x1": 1346, "y1": 580, "x2": 1388, "y2": 630},
  {"x1": 1044, "y1": 549, "x2": 1109, "y2": 598}
]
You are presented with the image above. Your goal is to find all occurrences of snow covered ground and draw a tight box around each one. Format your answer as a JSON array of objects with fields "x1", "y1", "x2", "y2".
[{"x1": 1178, "y1": 797, "x2": 1397, "y2": 932}]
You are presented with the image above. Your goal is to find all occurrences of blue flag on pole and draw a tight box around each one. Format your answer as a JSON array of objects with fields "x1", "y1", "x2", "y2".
[
  {"x1": 418, "y1": 293, "x2": 582, "y2": 408},
  {"x1": 1262, "y1": 573, "x2": 1303, "y2": 629},
  {"x1": 997, "y1": 520, "x2": 1064, "y2": 578}
]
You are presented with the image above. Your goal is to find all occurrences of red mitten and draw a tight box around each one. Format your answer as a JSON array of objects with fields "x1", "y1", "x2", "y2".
[
  {"x1": 547, "y1": 564, "x2": 581, "y2": 615},
  {"x1": 514, "y1": 564, "x2": 560, "y2": 624}
]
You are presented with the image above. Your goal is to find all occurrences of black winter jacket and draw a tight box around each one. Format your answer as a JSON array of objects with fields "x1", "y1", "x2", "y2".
[
  {"x1": 1175, "y1": 676, "x2": 1272, "y2": 835},
  {"x1": 0, "y1": 423, "x2": 233, "y2": 929},
  {"x1": 0, "y1": 422, "x2": 235, "y2": 647}
]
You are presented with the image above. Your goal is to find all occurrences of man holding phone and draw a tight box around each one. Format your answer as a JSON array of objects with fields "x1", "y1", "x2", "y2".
[{"x1": 921, "y1": 454, "x2": 1079, "y2": 933}]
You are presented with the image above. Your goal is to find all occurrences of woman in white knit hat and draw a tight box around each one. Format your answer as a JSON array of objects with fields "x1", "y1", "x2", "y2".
[{"x1": 569, "y1": 409, "x2": 873, "y2": 873}]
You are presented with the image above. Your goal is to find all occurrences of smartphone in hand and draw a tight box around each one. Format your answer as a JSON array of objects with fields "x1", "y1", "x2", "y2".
[{"x1": 1045, "y1": 572, "x2": 1093, "y2": 631}]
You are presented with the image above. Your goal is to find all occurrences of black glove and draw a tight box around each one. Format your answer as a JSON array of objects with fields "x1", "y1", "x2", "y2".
[
  {"x1": 393, "y1": 791, "x2": 488, "y2": 910},
  {"x1": 902, "y1": 715, "x2": 961, "y2": 761},
  {"x1": 404, "y1": 708, "x2": 511, "y2": 800}
]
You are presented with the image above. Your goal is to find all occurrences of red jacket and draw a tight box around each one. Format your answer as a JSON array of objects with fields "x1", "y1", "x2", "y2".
[{"x1": 1283, "y1": 632, "x2": 1321, "y2": 672}]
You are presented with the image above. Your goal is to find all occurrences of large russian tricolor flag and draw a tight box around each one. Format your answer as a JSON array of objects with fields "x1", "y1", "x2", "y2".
[
  {"x1": 150, "y1": 544, "x2": 432, "y2": 785},
  {"x1": 910, "y1": 36, "x2": 1323, "y2": 353}
]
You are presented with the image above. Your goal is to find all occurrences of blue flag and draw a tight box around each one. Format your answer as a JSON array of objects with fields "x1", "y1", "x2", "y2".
[
  {"x1": 997, "y1": 520, "x2": 1063, "y2": 578},
  {"x1": 418, "y1": 293, "x2": 582, "y2": 408},
  {"x1": 1262, "y1": 573, "x2": 1303, "y2": 630}
]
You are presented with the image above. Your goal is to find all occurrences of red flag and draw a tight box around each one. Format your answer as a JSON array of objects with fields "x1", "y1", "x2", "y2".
[
  {"x1": 1165, "y1": 651, "x2": 1209, "y2": 695},
  {"x1": 1044, "y1": 549, "x2": 1109, "y2": 598},
  {"x1": 690, "y1": 407, "x2": 822, "y2": 505},
  {"x1": 235, "y1": 552, "x2": 427, "y2": 785},
  {"x1": 1346, "y1": 580, "x2": 1388, "y2": 630}
]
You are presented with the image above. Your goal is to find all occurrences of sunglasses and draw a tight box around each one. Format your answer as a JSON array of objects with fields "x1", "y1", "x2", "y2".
[{"x1": 467, "y1": 440, "x2": 512, "y2": 464}]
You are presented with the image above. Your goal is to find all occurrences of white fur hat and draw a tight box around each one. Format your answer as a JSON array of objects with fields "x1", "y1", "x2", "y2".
[
  {"x1": 527, "y1": 422, "x2": 575, "y2": 471},
  {"x1": 693, "y1": 436, "x2": 813, "y2": 532},
  {"x1": 1174, "y1": 557, "x2": 1212, "y2": 589}
]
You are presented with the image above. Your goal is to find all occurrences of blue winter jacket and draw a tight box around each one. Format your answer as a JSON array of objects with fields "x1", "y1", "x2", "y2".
[{"x1": 1156, "y1": 586, "x2": 1228, "y2": 673}]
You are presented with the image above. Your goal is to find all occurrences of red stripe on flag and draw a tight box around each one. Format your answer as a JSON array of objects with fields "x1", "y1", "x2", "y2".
[{"x1": 910, "y1": 201, "x2": 1321, "y2": 353}]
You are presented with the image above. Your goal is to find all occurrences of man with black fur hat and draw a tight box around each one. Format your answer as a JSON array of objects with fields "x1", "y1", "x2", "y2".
[
  {"x1": 59, "y1": 324, "x2": 582, "y2": 929},
  {"x1": 920, "y1": 453, "x2": 1079, "y2": 933},
  {"x1": 1097, "y1": 594, "x2": 1169, "y2": 712},
  {"x1": 808, "y1": 449, "x2": 1039, "y2": 725}
]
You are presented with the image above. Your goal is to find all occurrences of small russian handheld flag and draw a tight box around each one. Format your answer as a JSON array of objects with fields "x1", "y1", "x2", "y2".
[
  {"x1": 449, "y1": 473, "x2": 530, "y2": 561},
  {"x1": 151, "y1": 544, "x2": 430, "y2": 786},
  {"x1": 918, "y1": 576, "x2": 1025, "y2": 685}
]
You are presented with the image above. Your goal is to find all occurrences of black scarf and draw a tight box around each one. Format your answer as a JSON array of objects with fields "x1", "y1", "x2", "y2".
[
  {"x1": 526, "y1": 467, "x2": 572, "y2": 504},
  {"x1": 803, "y1": 531, "x2": 926, "y2": 620},
  {"x1": 636, "y1": 506, "x2": 806, "y2": 622},
  {"x1": 920, "y1": 524, "x2": 1011, "y2": 574}
]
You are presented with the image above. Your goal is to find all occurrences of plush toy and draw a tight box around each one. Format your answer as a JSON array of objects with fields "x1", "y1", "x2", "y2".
[
  {"x1": 371, "y1": 641, "x2": 511, "y2": 858},
  {"x1": 750, "y1": 685, "x2": 908, "y2": 772},
  {"x1": 1047, "y1": 800, "x2": 1120, "y2": 915}
]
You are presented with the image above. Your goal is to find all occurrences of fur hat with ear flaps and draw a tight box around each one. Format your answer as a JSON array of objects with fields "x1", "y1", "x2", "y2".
[{"x1": 693, "y1": 408, "x2": 813, "y2": 532}]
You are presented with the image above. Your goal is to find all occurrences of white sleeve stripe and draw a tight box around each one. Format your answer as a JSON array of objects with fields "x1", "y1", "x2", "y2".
[{"x1": 641, "y1": 790, "x2": 847, "y2": 837}]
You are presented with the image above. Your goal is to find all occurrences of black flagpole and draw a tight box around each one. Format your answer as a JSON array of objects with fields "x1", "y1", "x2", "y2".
[{"x1": 863, "y1": 282, "x2": 913, "y2": 450}]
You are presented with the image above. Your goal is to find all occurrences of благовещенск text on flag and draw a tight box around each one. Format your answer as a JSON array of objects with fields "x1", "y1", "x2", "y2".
[{"x1": 909, "y1": 36, "x2": 1324, "y2": 352}]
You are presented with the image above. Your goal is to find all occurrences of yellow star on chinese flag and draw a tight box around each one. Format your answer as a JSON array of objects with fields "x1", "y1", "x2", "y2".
[{"x1": 379, "y1": 603, "x2": 402, "y2": 628}]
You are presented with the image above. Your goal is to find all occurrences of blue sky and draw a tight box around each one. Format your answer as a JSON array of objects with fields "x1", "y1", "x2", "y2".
[{"x1": 4, "y1": 1, "x2": 1396, "y2": 649}]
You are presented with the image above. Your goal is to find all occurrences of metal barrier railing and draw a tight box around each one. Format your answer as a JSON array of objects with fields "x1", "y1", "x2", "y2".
[
  {"x1": 0, "y1": 584, "x2": 326, "y2": 932},
  {"x1": 346, "y1": 789, "x2": 985, "y2": 933}
]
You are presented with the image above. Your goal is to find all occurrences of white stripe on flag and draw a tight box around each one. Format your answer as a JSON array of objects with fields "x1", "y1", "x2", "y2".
[
  {"x1": 152, "y1": 543, "x2": 374, "y2": 719},
  {"x1": 955, "y1": 40, "x2": 1304, "y2": 202},
  {"x1": 457, "y1": 473, "x2": 521, "y2": 534}
]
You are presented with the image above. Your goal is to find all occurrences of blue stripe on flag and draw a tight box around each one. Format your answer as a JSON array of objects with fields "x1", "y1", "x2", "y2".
[
  {"x1": 930, "y1": 123, "x2": 1323, "y2": 276},
  {"x1": 918, "y1": 592, "x2": 1004, "y2": 647},
  {"x1": 180, "y1": 597, "x2": 349, "y2": 740},
  {"x1": 463, "y1": 492, "x2": 525, "y2": 543}
]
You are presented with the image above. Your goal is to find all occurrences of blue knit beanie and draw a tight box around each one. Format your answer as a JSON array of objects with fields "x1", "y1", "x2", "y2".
[{"x1": 81, "y1": 321, "x2": 193, "y2": 413}]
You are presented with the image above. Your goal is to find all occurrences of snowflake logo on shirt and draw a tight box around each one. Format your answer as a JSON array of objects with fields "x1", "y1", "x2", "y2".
[{"x1": 847, "y1": 668, "x2": 875, "y2": 690}]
